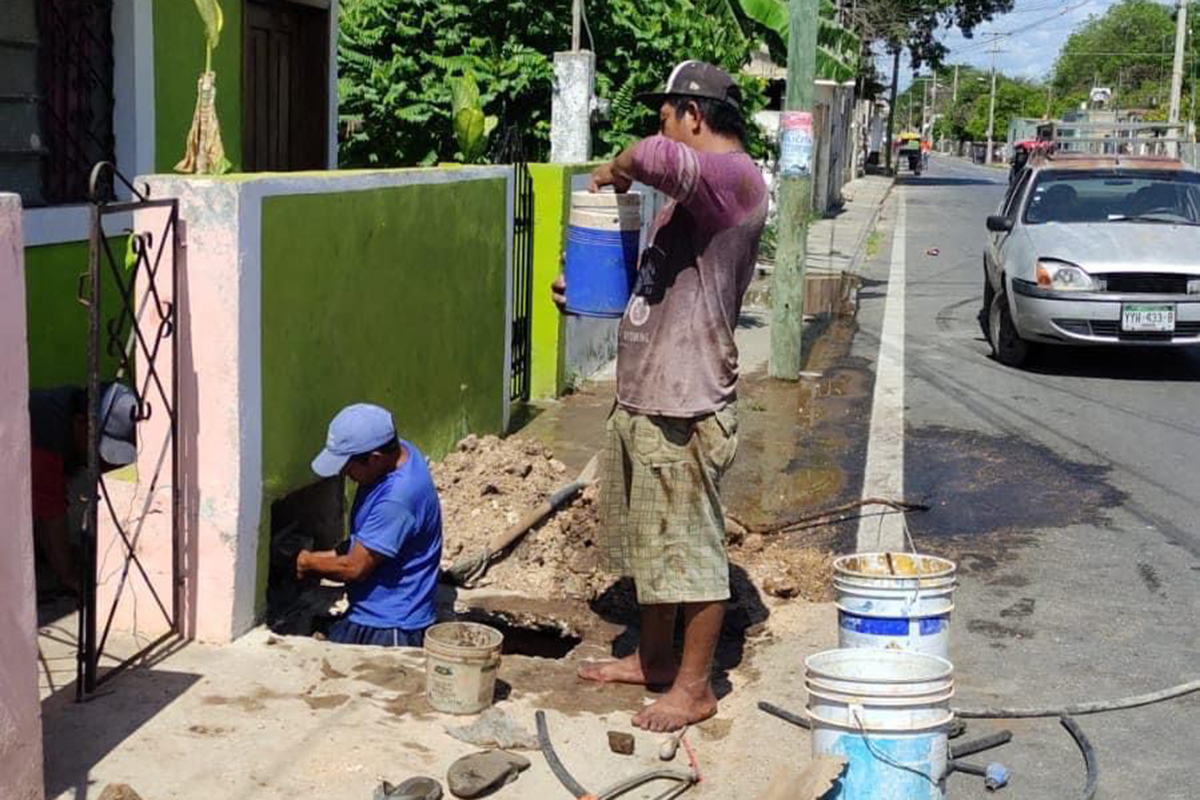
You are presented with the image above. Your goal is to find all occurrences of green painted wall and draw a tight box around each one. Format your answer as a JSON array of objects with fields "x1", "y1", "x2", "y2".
[
  {"x1": 257, "y1": 176, "x2": 511, "y2": 603},
  {"x1": 528, "y1": 163, "x2": 601, "y2": 399},
  {"x1": 154, "y1": 0, "x2": 243, "y2": 173},
  {"x1": 24, "y1": 241, "x2": 122, "y2": 389}
]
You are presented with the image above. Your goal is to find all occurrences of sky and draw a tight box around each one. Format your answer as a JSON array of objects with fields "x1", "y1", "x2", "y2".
[{"x1": 885, "y1": 0, "x2": 1130, "y2": 91}]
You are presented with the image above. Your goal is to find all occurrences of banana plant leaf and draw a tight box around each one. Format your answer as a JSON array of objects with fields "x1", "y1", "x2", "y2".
[{"x1": 735, "y1": 0, "x2": 859, "y2": 82}]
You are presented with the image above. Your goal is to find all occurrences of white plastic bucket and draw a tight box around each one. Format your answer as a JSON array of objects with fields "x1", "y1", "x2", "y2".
[
  {"x1": 424, "y1": 622, "x2": 503, "y2": 715},
  {"x1": 833, "y1": 553, "x2": 957, "y2": 659},
  {"x1": 806, "y1": 649, "x2": 954, "y2": 800}
]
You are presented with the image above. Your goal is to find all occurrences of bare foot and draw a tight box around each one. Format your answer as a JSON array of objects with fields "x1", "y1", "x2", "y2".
[
  {"x1": 632, "y1": 684, "x2": 718, "y2": 733},
  {"x1": 577, "y1": 653, "x2": 677, "y2": 686}
]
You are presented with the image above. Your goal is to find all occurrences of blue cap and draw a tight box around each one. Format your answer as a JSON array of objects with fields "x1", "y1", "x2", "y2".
[{"x1": 311, "y1": 403, "x2": 396, "y2": 477}]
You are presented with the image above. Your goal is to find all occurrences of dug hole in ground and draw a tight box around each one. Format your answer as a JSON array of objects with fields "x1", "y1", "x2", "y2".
[{"x1": 39, "y1": 181, "x2": 898, "y2": 800}]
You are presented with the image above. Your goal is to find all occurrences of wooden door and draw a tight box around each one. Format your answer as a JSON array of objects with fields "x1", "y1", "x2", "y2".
[{"x1": 243, "y1": 0, "x2": 329, "y2": 171}]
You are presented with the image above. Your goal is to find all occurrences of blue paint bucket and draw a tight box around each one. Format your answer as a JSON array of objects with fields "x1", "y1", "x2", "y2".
[
  {"x1": 806, "y1": 649, "x2": 955, "y2": 800},
  {"x1": 564, "y1": 191, "x2": 642, "y2": 318},
  {"x1": 833, "y1": 553, "x2": 957, "y2": 660}
]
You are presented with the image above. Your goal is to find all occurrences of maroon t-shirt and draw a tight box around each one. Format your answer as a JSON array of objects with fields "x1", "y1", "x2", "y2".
[{"x1": 617, "y1": 135, "x2": 768, "y2": 417}]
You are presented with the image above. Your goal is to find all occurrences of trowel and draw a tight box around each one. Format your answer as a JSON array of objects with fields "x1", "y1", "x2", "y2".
[{"x1": 442, "y1": 452, "x2": 600, "y2": 588}]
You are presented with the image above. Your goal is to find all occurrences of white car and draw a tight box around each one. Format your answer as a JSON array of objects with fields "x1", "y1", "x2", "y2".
[{"x1": 983, "y1": 152, "x2": 1200, "y2": 366}]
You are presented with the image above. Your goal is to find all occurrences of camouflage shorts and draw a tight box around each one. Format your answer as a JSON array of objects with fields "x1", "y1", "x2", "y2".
[{"x1": 600, "y1": 403, "x2": 738, "y2": 605}]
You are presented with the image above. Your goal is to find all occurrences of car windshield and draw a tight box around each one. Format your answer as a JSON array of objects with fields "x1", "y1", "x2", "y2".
[{"x1": 1022, "y1": 169, "x2": 1200, "y2": 225}]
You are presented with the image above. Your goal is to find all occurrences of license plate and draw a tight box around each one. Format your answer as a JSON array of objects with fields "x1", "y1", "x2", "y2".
[{"x1": 1121, "y1": 303, "x2": 1175, "y2": 332}]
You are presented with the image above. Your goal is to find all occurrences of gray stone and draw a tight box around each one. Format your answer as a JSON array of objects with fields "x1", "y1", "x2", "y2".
[
  {"x1": 447, "y1": 751, "x2": 531, "y2": 798},
  {"x1": 375, "y1": 777, "x2": 443, "y2": 800}
]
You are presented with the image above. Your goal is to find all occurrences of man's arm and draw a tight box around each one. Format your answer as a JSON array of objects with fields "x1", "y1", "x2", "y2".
[
  {"x1": 296, "y1": 541, "x2": 384, "y2": 583},
  {"x1": 591, "y1": 136, "x2": 701, "y2": 205},
  {"x1": 589, "y1": 144, "x2": 637, "y2": 193}
]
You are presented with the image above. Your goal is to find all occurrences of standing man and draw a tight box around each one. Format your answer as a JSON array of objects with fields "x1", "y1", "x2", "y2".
[
  {"x1": 298, "y1": 403, "x2": 442, "y2": 647},
  {"x1": 553, "y1": 61, "x2": 768, "y2": 732}
]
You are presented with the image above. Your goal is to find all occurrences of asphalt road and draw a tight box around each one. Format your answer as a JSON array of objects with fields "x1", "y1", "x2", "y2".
[{"x1": 853, "y1": 155, "x2": 1200, "y2": 799}]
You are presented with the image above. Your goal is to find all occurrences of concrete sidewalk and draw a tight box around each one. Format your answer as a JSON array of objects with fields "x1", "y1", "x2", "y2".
[
  {"x1": 36, "y1": 174, "x2": 893, "y2": 800},
  {"x1": 805, "y1": 174, "x2": 892, "y2": 278}
]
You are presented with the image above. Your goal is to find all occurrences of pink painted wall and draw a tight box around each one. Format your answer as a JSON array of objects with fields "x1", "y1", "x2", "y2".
[
  {"x1": 95, "y1": 184, "x2": 260, "y2": 643},
  {"x1": 0, "y1": 194, "x2": 45, "y2": 799}
]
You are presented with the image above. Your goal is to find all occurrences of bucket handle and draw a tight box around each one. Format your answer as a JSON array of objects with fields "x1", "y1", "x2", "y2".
[{"x1": 850, "y1": 704, "x2": 944, "y2": 787}]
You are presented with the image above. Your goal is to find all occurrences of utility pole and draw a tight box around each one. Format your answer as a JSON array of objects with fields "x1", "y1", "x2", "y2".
[
  {"x1": 885, "y1": 47, "x2": 900, "y2": 174},
  {"x1": 769, "y1": 0, "x2": 819, "y2": 380},
  {"x1": 922, "y1": 77, "x2": 929, "y2": 135},
  {"x1": 953, "y1": 65, "x2": 959, "y2": 104},
  {"x1": 986, "y1": 38, "x2": 1002, "y2": 165},
  {"x1": 1169, "y1": 0, "x2": 1189, "y2": 124}
]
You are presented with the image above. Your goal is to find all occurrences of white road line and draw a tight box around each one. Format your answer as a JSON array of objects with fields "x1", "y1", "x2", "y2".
[{"x1": 856, "y1": 191, "x2": 907, "y2": 552}]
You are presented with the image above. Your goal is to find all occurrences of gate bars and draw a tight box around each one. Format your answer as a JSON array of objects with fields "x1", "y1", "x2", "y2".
[{"x1": 78, "y1": 162, "x2": 181, "y2": 699}]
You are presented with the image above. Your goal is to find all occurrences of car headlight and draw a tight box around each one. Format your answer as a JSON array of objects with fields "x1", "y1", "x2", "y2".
[{"x1": 1036, "y1": 260, "x2": 1098, "y2": 292}]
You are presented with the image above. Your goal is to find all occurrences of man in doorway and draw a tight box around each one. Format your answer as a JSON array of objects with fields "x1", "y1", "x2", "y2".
[
  {"x1": 552, "y1": 61, "x2": 768, "y2": 732},
  {"x1": 30, "y1": 383, "x2": 138, "y2": 596},
  {"x1": 297, "y1": 403, "x2": 442, "y2": 647}
]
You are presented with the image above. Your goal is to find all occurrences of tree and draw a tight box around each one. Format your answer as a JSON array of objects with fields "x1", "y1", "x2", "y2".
[
  {"x1": 339, "y1": 0, "x2": 560, "y2": 167},
  {"x1": 584, "y1": 0, "x2": 771, "y2": 157},
  {"x1": 338, "y1": 0, "x2": 772, "y2": 166},
  {"x1": 850, "y1": 0, "x2": 1016, "y2": 71},
  {"x1": 1052, "y1": 0, "x2": 1175, "y2": 110}
]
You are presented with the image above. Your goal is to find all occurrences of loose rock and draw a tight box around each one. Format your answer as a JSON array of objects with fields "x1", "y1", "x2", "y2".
[
  {"x1": 446, "y1": 751, "x2": 530, "y2": 798},
  {"x1": 607, "y1": 731, "x2": 636, "y2": 756}
]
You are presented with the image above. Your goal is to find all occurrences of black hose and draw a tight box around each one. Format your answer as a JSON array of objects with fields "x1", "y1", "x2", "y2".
[
  {"x1": 757, "y1": 700, "x2": 811, "y2": 729},
  {"x1": 951, "y1": 730, "x2": 1012, "y2": 759},
  {"x1": 1061, "y1": 715, "x2": 1099, "y2": 800},
  {"x1": 536, "y1": 710, "x2": 592, "y2": 799},
  {"x1": 954, "y1": 679, "x2": 1199, "y2": 718}
]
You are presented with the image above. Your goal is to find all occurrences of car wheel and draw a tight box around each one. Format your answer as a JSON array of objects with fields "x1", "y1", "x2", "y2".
[
  {"x1": 979, "y1": 265, "x2": 995, "y2": 339},
  {"x1": 988, "y1": 285, "x2": 1030, "y2": 367}
]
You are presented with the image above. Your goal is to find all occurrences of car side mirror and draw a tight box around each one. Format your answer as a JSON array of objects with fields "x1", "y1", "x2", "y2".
[{"x1": 987, "y1": 215, "x2": 1014, "y2": 233}]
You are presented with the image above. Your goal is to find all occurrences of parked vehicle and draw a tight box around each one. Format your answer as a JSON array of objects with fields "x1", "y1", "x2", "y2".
[{"x1": 983, "y1": 152, "x2": 1200, "y2": 366}]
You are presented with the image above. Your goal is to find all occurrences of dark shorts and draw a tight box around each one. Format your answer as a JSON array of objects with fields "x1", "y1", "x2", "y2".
[{"x1": 327, "y1": 617, "x2": 427, "y2": 648}]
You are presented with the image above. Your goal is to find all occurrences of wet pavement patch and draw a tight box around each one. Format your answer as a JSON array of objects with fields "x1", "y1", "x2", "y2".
[
  {"x1": 906, "y1": 425, "x2": 1126, "y2": 538},
  {"x1": 967, "y1": 619, "x2": 1033, "y2": 642}
]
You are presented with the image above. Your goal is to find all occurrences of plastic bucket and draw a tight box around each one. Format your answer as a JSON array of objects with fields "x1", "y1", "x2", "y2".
[
  {"x1": 564, "y1": 191, "x2": 642, "y2": 318},
  {"x1": 806, "y1": 648, "x2": 954, "y2": 800},
  {"x1": 424, "y1": 622, "x2": 503, "y2": 715},
  {"x1": 833, "y1": 553, "x2": 957, "y2": 660}
]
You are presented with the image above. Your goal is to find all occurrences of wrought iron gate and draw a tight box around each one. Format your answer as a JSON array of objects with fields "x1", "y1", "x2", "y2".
[
  {"x1": 77, "y1": 162, "x2": 181, "y2": 699},
  {"x1": 494, "y1": 126, "x2": 534, "y2": 404}
]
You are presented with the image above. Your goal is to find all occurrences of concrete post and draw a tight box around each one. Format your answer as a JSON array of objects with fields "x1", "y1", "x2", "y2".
[
  {"x1": 551, "y1": 51, "x2": 595, "y2": 163},
  {"x1": 0, "y1": 193, "x2": 44, "y2": 800}
]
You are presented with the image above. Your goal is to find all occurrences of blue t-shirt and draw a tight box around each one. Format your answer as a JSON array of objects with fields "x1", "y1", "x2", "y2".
[{"x1": 347, "y1": 441, "x2": 443, "y2": 630}]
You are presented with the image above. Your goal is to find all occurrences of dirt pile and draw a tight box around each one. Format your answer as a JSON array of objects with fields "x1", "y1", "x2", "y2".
[
  {"x1": 433, "y1": 434, "x2": 614, "y2": 601},
  {"x1": 433, "y1": 433, "x2": 834, "y2": 606}
]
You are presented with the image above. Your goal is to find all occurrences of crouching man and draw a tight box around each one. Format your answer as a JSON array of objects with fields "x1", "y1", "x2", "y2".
[{"x1": 297, "y1": 403, "x2": 442, "y2": 647}]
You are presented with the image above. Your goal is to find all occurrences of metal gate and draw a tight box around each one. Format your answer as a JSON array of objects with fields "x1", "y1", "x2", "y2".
[
  {"x1": 77, "y1": 162, "x2": 181, "y2": 699},
  {"x1": 494, "y1": 126, "x2": 534, "y2": 404}
]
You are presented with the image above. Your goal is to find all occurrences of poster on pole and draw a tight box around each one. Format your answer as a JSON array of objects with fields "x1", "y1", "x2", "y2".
[{"x1": 779, "y1": 111, "x2": 813, "y2": 177}]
